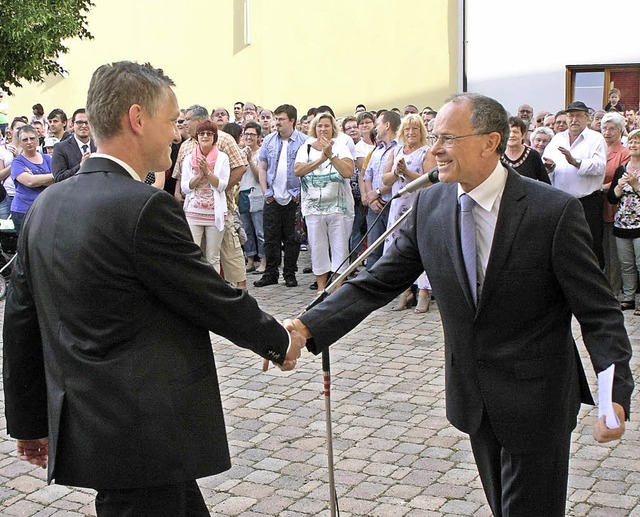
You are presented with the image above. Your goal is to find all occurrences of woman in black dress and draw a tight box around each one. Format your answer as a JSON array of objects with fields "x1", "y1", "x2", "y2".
[{"x1": 501, "y1": 116, "x2": 550, "y2": 184}]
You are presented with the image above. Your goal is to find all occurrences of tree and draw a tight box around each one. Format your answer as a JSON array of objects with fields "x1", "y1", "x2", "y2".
[{"x1": 0, "y1": 0, "x2": 94, "y2": 94}]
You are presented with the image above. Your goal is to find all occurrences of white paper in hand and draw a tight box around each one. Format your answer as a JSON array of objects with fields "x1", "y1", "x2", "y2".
[{"x1": 598, "y1": 364, "x2": 621, "y2": 429}]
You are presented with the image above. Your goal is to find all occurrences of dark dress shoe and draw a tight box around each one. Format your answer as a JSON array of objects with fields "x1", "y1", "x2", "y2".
[
  {"x1": 302, "y1": 267, "x2": 313, "y2": 274},
  {"x1": 621, "y1": 300, "x2": 636, "y2": 310},
  {"x1": 309, "y1": 281, "x2": 318, "y2": 290},
  {"x1": 254, "y1": 276, "x2": 278, "y2": 287},
  {"x1": 284, "y1": 276, "x2": 298, "y2": 287}
]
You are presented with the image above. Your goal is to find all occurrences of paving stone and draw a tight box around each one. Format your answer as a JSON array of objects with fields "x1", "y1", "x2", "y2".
[{"x1": 1, "y1": 261, "x2": 639, "y2": 514}]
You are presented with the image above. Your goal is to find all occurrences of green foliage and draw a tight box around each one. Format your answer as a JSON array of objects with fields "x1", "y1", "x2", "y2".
[{"x1": 0, "y1": 0, "x2": 94, "y2": 94}]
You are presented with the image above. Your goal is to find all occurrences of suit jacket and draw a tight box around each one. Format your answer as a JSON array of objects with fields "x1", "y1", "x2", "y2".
[
  {"x1": 300, "y1": 167, "x2": 634, "y2": 454},
  {"x1": 3, "y1": 157, "x2": 289, "y2": 489},
  {"x1": 51, "y1": 137, "x2": 96, "y2": 182}
]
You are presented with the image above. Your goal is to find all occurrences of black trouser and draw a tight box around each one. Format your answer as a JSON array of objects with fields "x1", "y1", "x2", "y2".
[
  {"x1": 262, "y1": 199, "x2": 299, "y2": 279},
  {"x1": 579, "y1": 190, "x2": 604, "y2": 268},
  {"x1": 95, "y1": 480, "x2": 209, "y2": 516},
  {"x1": 469, "y1": 411, "x2": 571, "y2": 517}
]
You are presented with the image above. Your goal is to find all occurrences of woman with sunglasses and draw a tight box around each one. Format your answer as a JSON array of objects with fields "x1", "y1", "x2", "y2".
[
  {"x1": 10, "y1": 124, "x2": 54, "y2": 235},
  {"x1": 181, "y1": 120, "x2": 230, "y2": 272}
]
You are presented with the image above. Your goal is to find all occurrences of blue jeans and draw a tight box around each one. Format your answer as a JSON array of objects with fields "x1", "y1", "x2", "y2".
[
  {"x1": 0, "y1": 195, "x2": 13, "y2": 219},
  {"x1": 365, "y1": 206, "x2": 389, "y2": 270},
  {"x1": 240, "y1": 210, "x2": 264, "y2": 258},
  {"x1": 10, "y1": 211, "x2": 26, "y2": 237}
]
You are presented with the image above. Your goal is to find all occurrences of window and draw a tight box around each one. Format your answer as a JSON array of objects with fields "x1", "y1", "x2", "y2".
[{"x1": 566, "y1": 64, "x2": 640, "y2": 111}]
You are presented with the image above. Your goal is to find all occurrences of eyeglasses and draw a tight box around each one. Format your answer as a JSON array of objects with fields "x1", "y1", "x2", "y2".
[
  {"x1": 74, "y1": 120, "x2": 89, "y2": 126},
  {"x1": 244, "y1": 132, "x2": 257, "y2": 137},
  {"x1": 429, "y1": 133, "x2": 489, "y2": 147},
  {"x1": 518, "y1": 110, "x2": 533, "y2": 114},
  {"x1": 177, "y1": 119, "x2": 185, "y2": 125},
  {"x1": 198, "y1": 131, "x2": 215, "y2": 137}
]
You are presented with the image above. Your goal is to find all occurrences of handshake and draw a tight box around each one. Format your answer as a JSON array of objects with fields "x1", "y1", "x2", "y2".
[{"x1": 262, "y1": 318, "x2": 310, "y2": 372}]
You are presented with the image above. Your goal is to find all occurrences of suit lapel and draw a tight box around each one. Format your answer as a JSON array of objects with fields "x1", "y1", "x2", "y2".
[
  {"x1": 440, "y1": 185, "x2": 477, "y2": 310},
  {"x1": 69, "y1": 138, "x2": 82, "y2": 163},
  {"x1": 477, "y1": 169, "x2": 526, "y2": 313}
]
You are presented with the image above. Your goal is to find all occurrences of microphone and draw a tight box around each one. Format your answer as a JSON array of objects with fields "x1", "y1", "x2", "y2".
[{"x1": 393, "y1": 167, "x2": 439, "y2": 199}]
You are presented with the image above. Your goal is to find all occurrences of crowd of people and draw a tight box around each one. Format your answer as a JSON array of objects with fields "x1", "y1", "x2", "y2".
[{"x1": 2, "y1": 89, "x2": 640, "y2": 310}]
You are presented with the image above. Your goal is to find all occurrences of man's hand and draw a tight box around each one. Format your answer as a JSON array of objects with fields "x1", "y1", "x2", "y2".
[
  {"x1": 17, "y1": 438, "x2": 48, "y2": 469},
  {"x1": 593, "y1": 402, "x2": 626, "y2": 443},
  {"x1": 369, "y1": 198, "x2": 385, "y2": 213},
  {"x1": 364, "y1": 189, "x2": 380, "y2": 205},
  {"x1": 558, "y1": 147, "x2": 579, "y2": 167},
  {"x1": 262, "y1": 318, "x2": 307, "y2": 372}
]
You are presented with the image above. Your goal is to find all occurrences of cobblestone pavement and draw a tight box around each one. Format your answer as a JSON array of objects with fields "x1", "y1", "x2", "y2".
[{"x1": 0, "y1": 252, "x2": 639, "y2": 516}]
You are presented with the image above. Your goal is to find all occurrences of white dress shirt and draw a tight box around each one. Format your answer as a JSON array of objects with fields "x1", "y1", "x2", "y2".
[
  {"x1": 543, "y1": 127, "x2": 607, "y2": 198},
  {"x1": 458, "y1": 161, "x2": 508, "y2": 295}
]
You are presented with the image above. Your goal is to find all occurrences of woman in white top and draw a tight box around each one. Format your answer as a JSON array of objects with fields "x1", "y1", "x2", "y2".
[
  {"x1": 239, "y1": 121, "x2": 266, "y2": 273},
  {"x1": 181, "y1": 120, "x2": 230, "y2": 273},
  {"x1": 294, "y1": 113, "x2": 354, "y2": 292}
]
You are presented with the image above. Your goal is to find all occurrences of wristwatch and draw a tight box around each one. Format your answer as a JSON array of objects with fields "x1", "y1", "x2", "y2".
[
  {"x1": 375, "y1": 188, "x2": 382, "y2": 197},
  {"x1": 575, "y1": 159, "x2": 582, "y2": 168}
]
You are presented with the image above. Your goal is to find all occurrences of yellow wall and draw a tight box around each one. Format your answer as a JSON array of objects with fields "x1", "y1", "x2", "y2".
[{"x1": 6, "y1": 0, "x2": 458, "y2": 120}]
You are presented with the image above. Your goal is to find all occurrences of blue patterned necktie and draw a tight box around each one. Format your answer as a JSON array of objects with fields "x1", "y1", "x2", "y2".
[
  {"x1": 459, "y1": 193, "x2": 478, "y2": 305},
  {"x1": 82, "y1": 144, "x2": 89, "y2": 154}
]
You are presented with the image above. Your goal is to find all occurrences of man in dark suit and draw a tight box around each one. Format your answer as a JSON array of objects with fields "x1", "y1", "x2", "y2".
[
  {"x1": 3, "y1": 61, "x2": 305, "y2": 516},
  {"x1": 51, "y1": 108, "x2": 97, "y2": 182},
  {"x1": 288, "y1": 94, "x2": 634, "y2": 516}
]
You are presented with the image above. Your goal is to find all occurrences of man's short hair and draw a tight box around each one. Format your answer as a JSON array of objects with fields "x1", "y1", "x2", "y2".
[
  {"x1": 449, "y1": 93, "x2": 509, "y2": 155},
  {"x1": 222, "y1": 122, "x2": 242, "y2": 143},
  {"x1": 555, "y1": 110, "x2": 567, "y2": 118},
  {"x1": 609, "y1": 88, "x2": 621, "y2": 97},
  {"x1": 212, "y1": 107, "x2": 229, "y2": 117},
  {"x1": 316, "y1": 105, "x2": 335, "y2": 118},
  {"x1": 186, "y1": 104, "x2": 209, "y2": 120},
  {"x1": 72, "y1": 108, "x2": 87, "y2": 122},
  {"x1": 381, "y1": 110, "x2": 401, "y2": 133},
  {"x1": 244, "y1": 121, "x2": 262, "y2": 136},
  {"x1": 11, "y1": 117, "x2": 28, "y2": 129},
  {"x1": 274, "y1": 104, "x2": 297, "y2": 122},
  {"x1": 47, "y1": 108, "x2": 68, "y2": 123},
  {"x1": 234, "y1": 101, "x2": 244, "y2": 108},
  {"x1": 87, "y1": 61, "x2": 174, "y2": 143}
]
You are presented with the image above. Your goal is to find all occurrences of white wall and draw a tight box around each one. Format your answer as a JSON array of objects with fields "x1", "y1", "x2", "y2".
[{"x1": 465, "y1": 0, "x2": 640, "y2": 115}]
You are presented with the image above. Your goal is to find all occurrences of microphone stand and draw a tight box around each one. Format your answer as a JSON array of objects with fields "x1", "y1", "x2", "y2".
[{"x1": 303, "y1": 206, "x2": 413, "y2": 517}]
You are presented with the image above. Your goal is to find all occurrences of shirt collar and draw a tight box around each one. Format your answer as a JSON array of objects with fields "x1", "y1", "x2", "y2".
[
  {"x1": 91, "y1": 153, "x2": 141, "y2": 181},
  {"x1": 74, "y1": 135, "x2": 90, "y2": 150},
  {"x1": 458, "y1": 161, "x2": 508, "y2": 211}
]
